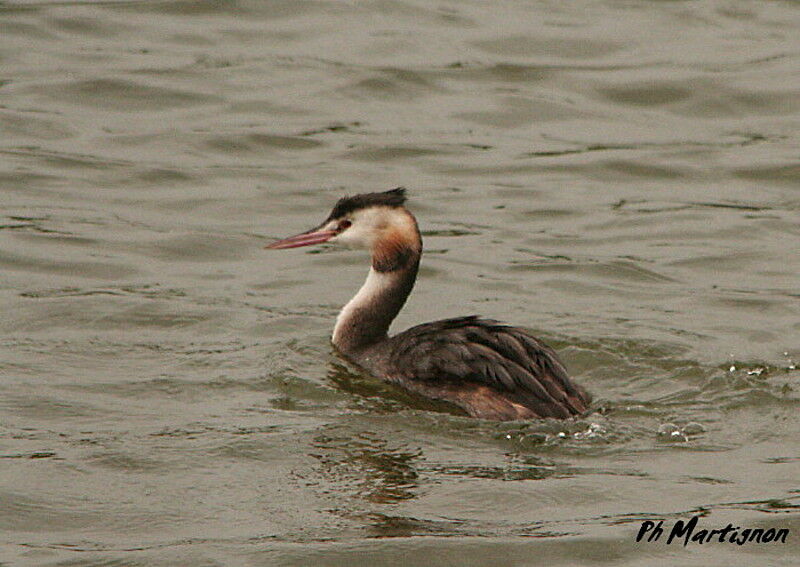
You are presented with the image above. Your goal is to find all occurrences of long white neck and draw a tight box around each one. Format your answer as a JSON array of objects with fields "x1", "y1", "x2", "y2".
[
  {"x1": 331, "y1": 206, "x2": 422, "y2": 354},
  {"x1": 333, "y1": 268, "x2": 387, "y2": 345},
  {"x1": 332, "y1": 259, "x2": 419, "y2": 354}
]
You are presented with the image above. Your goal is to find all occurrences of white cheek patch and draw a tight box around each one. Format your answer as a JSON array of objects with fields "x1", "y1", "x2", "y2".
[
  {"x1": 333, "y1": 223, "x2": 375, "y2": 249},
  {"x1": 330, "y1": 208, "x2": 380, "y2": 249},
  {"x1": 327, "y1": 206, "x2": 414, "y2": 250}
]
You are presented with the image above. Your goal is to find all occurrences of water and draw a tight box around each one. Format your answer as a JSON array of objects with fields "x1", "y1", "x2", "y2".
[{"x1": 1, "y1": 1, "x2": 799, "y2": 565}]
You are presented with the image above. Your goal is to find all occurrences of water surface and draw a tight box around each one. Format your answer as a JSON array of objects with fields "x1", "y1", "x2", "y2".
[{"x1": 1, "y1": 1, "x2": 799, "y2": 565}]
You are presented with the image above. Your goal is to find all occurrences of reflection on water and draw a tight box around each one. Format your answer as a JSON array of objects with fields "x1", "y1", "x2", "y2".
[
  {"x1": 327, "y1": 361, "x2": 469, "y2": 418},
  {"x1": 312, "y1": 428, "x2": 421, "y2": 504},
  {"x1": 1, "y1": 0, "x2": 799, "y2": 565}
]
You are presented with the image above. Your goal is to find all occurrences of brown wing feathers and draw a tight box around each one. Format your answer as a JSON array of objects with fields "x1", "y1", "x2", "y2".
[{"x1": 388, "y1": 317, "x2": 590, "y2": 419}]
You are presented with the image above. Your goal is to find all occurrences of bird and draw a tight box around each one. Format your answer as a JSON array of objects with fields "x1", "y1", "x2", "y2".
[{"x1": 266, "y1": 187, "x2": 590, "y2": 421}]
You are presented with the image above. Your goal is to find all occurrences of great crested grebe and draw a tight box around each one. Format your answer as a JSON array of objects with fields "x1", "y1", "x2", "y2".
[{"x1": 267, "y1": 188, "x2": 590, "y2": 421}]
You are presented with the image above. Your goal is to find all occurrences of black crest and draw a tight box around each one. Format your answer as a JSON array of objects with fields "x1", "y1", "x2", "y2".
[{"x1": 326, "y1": 187, "x2": 407, "y2": 221}]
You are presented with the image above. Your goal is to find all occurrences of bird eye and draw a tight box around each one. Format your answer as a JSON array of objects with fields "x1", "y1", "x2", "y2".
[{"x1": 338, "y1": 220, "x2": 352, "y2": 231}]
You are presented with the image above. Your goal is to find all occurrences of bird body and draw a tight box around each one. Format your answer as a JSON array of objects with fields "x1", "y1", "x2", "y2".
[{"x1": 267, "y1": 188, "x2": 590, "y2": 421}]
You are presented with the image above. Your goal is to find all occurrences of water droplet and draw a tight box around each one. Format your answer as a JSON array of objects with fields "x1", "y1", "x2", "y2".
[{"x1": 657, "y1": 423, "x2": 680, "y2": 436}]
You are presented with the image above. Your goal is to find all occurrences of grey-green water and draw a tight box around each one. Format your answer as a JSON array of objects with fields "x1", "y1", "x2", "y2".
[{"x1": 1, "y1": 1, "x2": 799, "y2": 565}]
